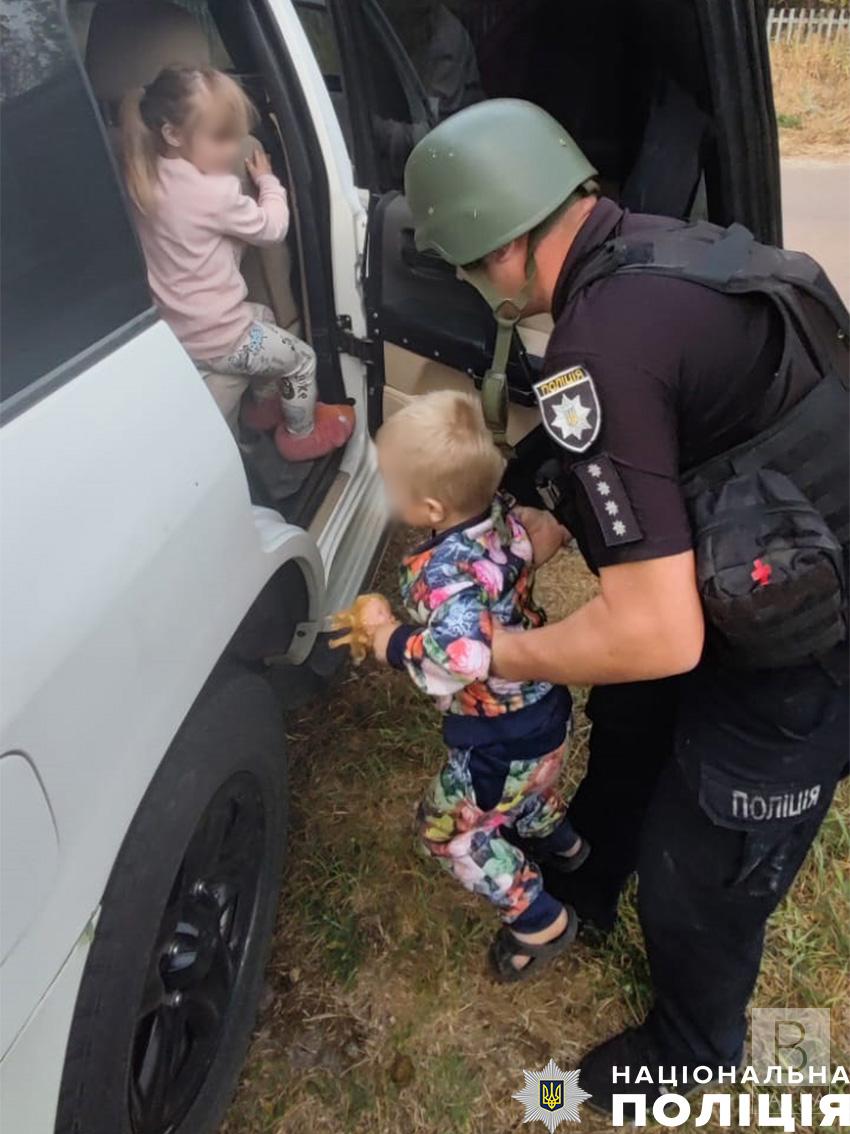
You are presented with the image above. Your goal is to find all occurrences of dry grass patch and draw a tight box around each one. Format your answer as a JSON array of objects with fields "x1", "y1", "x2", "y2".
[
  {"x1": 222, "y1": 532, "x2": 850, "y2": 1134},
  {"x1": 771, "y1": 37, "x2": 850, "y2": 155}
]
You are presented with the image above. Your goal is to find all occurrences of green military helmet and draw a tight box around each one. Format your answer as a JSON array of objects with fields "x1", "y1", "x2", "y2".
[{"x1": 405, "y1": 99, "x2": 597, "y2": 267}]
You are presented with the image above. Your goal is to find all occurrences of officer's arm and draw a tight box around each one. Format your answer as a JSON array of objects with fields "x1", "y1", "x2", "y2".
[{"x1": 492, "y1": 551, "x2": 704, "y2": 684}]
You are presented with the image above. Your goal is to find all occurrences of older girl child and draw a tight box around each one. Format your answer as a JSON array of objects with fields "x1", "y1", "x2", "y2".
[{"x1": 122, "y1": 65, "x2": 354, "y2": 460}]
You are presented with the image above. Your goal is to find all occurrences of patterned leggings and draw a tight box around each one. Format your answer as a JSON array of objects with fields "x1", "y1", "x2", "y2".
[
  {"x1": 199, "y1": 303, "x2": 317, "y2": 435},
  {"x1": 417, "y1": 740, "x2": 578, "y2": 929}
]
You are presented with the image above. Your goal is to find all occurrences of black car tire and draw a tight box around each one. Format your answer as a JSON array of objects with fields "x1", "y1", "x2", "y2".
[{"x1": 55, "y1": 666, "x2": 288, "y2": 1134}]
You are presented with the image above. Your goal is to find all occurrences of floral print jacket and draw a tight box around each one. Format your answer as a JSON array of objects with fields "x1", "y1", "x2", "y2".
[{"x1": 386, "y1": 495, "x2": 568, "y2": 748}]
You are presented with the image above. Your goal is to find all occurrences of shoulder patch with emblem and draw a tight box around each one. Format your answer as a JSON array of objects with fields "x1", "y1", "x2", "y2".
[
  {"x1": 532, "y1": 365, "x2": 601, "y2": 454},
  {"x1": 574, "y1": 455, "x2": 642, "y2": 547}
]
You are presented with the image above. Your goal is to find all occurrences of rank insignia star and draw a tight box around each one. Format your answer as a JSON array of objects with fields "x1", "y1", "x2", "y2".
[{"x1": 574, "y1": 455, "x2": 642, "y2": 547}]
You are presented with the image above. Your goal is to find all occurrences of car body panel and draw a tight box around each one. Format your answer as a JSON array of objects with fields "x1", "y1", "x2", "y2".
[
  {"x1": 0, "y1": 321, "x2": 325, "y2": 1054},
  {"x1": 0, "y1": 0, "x2": 391, "y2": 1082},
  {"x1": 0, "y1": 914, "x2": 95, "y2": 1134},
  {"x1": 0, "y1": 752, "x2": 59, "y2": 963}
]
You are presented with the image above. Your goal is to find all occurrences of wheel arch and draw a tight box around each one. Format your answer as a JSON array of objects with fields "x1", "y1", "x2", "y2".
[{"x1": 53, "y1": 666, "x2": 290, "y2": 1134}]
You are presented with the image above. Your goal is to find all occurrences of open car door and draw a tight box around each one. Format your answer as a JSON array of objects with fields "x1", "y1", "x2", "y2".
[
  {"x1": 329, "y1": 0, "x2": 781, "y2": 441},
  {"x1": 364, "y1": 191, "x2": 547, "y2": 442}
]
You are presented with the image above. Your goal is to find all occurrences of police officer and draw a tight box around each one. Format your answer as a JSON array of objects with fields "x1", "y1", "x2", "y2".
[{"x1": 404, "y1": 99, "x2": 849, "y2": 1111}]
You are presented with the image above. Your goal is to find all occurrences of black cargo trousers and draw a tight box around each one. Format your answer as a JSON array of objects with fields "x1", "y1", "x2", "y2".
[{"x1": 543, "y1": 650, "x2": 849, "y2": 1068}]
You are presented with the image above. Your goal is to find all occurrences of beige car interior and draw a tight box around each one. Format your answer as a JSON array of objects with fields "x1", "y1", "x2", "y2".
[
  {"x1": 382, "y1": 344, "x2": 543, "y2": 447},
  {"x1": 381, "y1": 311, "x2": 550, "y2": 447},
  {"x1": 74, "y1": 0, "x2": 546, "y2": 443},
  {"x1": 80, "y1": 1, "x2": 303, "y2": 430}
]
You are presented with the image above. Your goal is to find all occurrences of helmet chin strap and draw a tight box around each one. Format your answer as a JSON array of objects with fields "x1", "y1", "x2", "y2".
[
  {"x1": 461, "y1": 256, "x2": 537, "y2": 454},
  {"x1": 457, "y1": 188, "x2": 590, "y2": 453}
]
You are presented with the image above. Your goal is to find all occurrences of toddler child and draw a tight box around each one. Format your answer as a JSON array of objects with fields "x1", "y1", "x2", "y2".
[
  {"x1": 122, "y1": 65, "x2": 354, "y2": 460},
  {"x1": 366, "y1": 391, "x2": 589, "y2": 981}
]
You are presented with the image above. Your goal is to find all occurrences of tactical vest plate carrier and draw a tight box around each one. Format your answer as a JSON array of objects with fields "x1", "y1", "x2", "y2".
[{"x1": 560, "y1": 219, "x2": 849, "y2": 670}]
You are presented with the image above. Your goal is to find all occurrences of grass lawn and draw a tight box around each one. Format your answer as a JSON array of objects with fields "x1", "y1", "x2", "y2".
[
  {"x1": 222, "y1": 532, "x2": 850, "y2": 1134},
  {"x1": 771, "y1": 37, "x2": 850, "y2": 156}
]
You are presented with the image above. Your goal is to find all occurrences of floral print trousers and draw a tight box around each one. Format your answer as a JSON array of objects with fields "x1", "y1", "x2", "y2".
[
  {"x1": 199, "y1": 303, "x2": 317, "y2": 435},
  {"x1": 417, "y1": 741, "x2": 577, "y2": 925}
]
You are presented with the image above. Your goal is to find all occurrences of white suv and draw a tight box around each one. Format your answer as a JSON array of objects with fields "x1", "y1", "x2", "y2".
[{"x1": 0, "y1": 2, "x2": 781, "y2": 1133}]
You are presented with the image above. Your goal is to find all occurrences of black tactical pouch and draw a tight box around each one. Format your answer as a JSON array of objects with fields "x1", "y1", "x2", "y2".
[{"x1": 684, "y1": 468, "x2": 846, "y2": 669}]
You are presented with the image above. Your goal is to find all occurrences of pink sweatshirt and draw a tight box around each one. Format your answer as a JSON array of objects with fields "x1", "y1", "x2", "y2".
[{"x1": 133, "y1": 156, "x2": 289, "y2": 360}]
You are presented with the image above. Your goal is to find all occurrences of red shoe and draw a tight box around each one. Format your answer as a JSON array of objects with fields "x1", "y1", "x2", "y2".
[
  {"x1": 241, "y1": 392, "x2": 283, "y2": 433},
  {"x1": 274, "y1": 402, "x2": 355, "y2": 462}
]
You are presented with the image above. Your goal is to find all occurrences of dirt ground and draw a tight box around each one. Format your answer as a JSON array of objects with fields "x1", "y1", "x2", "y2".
[{"x1": 221, "y1": 534, "x2": 850, "y2": 1134}]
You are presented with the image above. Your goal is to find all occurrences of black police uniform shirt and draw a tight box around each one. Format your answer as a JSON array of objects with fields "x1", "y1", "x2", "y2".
[
  {"x1": 539, "y1": 197, "x2": 812, "y2": 572},
  {"x1": 539, "y1": 197, "x2": 848, "y2": 877}
]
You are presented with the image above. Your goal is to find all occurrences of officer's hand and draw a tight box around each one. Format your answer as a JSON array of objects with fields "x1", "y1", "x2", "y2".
[
  {"x1": 489, "y1": 620, "x2": 510, "y2": 677},
  {"x1": 513, "y1": 506, "x2": 571, "y2": 566}
]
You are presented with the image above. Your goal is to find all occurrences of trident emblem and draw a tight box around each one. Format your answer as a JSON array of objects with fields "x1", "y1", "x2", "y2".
[{"x1": 540, "y1": 1080, "x2": 564, "y2": 1112}]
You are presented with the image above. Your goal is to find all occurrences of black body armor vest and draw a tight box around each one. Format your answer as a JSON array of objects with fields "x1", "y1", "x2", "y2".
[{"x1": 556, "y1": 219, "x2": 849, "y2": 670}]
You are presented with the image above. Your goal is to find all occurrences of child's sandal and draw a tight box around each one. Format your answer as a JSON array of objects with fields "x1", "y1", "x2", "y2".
[
  {"x1": 488, "y1": 904, "x2": 578, "y2": 984},
  {"x1": 547, "y1": 838, "x2": 592, "y2": 875}
]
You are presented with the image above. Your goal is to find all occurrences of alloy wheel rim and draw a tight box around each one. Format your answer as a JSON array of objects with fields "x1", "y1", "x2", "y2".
[{"x1": 128, "y1": 773, "x2": 265, "y2": 1134}]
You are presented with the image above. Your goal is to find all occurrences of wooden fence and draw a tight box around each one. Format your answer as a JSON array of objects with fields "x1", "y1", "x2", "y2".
[{"x1": 767, "y1": 7, "x2": 850, "y2": 41}]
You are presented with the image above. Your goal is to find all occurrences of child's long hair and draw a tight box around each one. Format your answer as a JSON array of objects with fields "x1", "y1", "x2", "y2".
[{"x1": 120, "y1": 65, "x2": 256, "y2": 213}]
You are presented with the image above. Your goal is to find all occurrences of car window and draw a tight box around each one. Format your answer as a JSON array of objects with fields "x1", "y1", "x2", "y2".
[
  {"x1": 376, "y1": 0, "x2": 483, "y2": 124},
  {"x1": 0, "y1": 0, "x2": 151, "y2": 410},
  {"x1": 294, "y1": 0, "x2": 354, "y2": 153},
  {"x1": 170, "y1": 0, "x2": 234, "y2": 69},
  {"x1": 354, "y1": 0, "x2": 436, "y2": 190}
]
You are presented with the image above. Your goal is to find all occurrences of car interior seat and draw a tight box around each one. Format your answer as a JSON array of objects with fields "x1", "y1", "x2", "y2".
[
  {"x1": 620, "y1": 77, "x2": 710, "y2": 219},
  {"x1": 84, "y1": 0, "x2": 302, "y2": 351}
]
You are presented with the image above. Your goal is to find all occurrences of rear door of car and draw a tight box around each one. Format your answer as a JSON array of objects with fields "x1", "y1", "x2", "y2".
[
  {"x1": 322, "y1": 0, "x2": 782, "y2": 440},
  {"x1": 0, "y1": 0, "x2": 309, "y2": 1059},
  {"x1": 642, "y1": 0, "x2": 782, "y2": 244}
]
